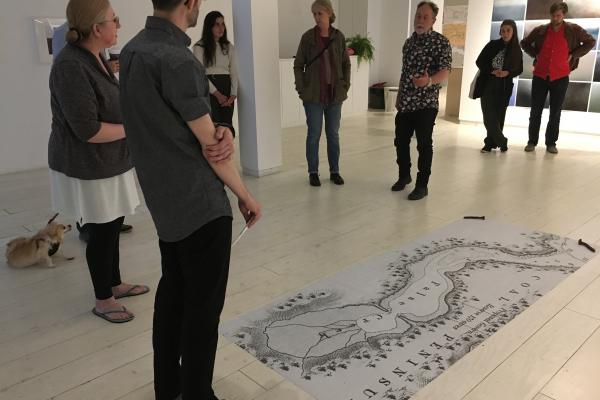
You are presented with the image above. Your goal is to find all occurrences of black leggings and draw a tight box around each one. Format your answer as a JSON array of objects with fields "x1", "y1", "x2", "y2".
[{"x1": 85, "y1": 216, "x2": 124, "y2": 300}]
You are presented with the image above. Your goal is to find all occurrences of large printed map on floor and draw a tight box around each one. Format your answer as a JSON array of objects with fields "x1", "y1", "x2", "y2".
[{"x1": 221, "y1": 220, "x2": 595, "y2": 400}]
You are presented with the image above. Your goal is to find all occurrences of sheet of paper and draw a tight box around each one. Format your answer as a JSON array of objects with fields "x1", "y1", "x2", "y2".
[{"x1": 232, "y1": 225, "x2": 248, "y2": 247}]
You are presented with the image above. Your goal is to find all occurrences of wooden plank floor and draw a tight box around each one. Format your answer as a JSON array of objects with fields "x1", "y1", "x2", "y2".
[{"x1": 2, "y1": 112, "x2": 600, "y2": 400}]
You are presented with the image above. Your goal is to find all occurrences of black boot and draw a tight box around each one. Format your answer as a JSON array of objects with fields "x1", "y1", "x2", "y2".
[
  {"x1": 408, "y1": 186, "x2": 428, "y2": 200},
  {"x1": 330, "y1": 173, "x2": 345, "y2": 185},
  {"x1": 391, "y1": 175, "x2": 412, "y2": 192},
  {"x1": 309, "y1": 173, "x2": 321, "y2": 187}
]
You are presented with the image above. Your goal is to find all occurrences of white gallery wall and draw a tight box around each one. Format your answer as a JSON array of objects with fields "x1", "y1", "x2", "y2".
[
  {"x1": 337, "y1": 0, "x2": 368, "y2": 38},
  {"x1": 0, "y1": 0, "x2": 233, "y2": 175},
  {"x1": 278, "y1": 0, "x2": 340, "y2": 59},
  {"x1": 1, "y1": 0, "x2": 425, "y2": 174},
  {"x1": 366, "y1": 0, "x2": 444, "y2": 87},
  {"x1": 459, "y1": 0, "x2": 600, "y2": 134}
]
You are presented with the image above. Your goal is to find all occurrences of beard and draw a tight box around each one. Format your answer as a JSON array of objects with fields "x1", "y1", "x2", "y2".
[{"x1": 187, "y1": 6, "x2": 200, "y2": 27}]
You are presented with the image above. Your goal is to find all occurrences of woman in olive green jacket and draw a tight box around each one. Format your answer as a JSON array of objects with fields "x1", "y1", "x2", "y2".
[{"x1": 293, "y1": 0, "x2": 351, "y2": 187}]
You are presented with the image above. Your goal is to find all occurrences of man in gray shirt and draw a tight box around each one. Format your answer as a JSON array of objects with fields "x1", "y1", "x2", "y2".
[{"x1": 119, "y1": 0, "x2": 261, "y2": 399}]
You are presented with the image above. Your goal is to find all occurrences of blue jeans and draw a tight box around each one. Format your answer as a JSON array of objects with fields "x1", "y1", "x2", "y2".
[{"x1": 303, "y1": 102, "x2": 342, "y2": 174}]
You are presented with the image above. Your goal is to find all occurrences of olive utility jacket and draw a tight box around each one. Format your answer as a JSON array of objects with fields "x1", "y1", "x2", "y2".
[{"x1": 293, "y1": 26, "x2": 351, "y2": 104}]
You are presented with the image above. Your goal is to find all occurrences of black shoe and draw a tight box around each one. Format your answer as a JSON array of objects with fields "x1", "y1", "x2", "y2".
[
  {"x1": 76, "y1": 222, "x2": 90, "y2": 243},
  {"x1": 408, "y1": 186, "x2": 428, "y2": 200},
  {"x1": 480, "y1": 146, "x2": 493, "y2": 153},
  {"x1": 391, "y1": 176, "x2": 412, "y2": 192},
  {"x1": 120, "y1": 224, "x2": 133, "y2": 233},
  {"x1": 309, "y1": 173, "x2": 321, "y2": 187},
  {"x1": 330, "y1": 173, "x2": 345, "y2": 185}
]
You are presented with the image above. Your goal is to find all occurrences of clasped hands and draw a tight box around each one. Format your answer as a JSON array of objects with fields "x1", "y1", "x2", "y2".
[
  {"x1": 213, "y1": 91, "x2": 236, "y2": 107},
  {"x1": 491, "y1": 69, "x2": 509, "y2": 78},
  {"x1": 203, "y1": 125, "x2": 234, "y2": 163}
]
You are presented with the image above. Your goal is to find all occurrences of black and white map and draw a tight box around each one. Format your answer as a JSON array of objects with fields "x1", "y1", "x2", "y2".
[{"x1": 221, "y1": 220, "x2": 595, "y2": 400}]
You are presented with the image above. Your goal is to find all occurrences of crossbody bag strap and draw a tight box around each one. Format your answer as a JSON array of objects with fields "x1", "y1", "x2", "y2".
[{"x1": 304, "y1": 35, "x2": 333, "y2": 71}]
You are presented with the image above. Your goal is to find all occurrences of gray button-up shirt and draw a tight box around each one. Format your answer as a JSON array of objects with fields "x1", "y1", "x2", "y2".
[{"x1": 120, "y1": 16, "x2": 232, "y2": 242}]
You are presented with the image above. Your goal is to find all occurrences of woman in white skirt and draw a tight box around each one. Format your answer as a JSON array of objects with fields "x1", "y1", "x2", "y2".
[{"x1": 48, "y1": 0, "x2": 148, "y2": 323}]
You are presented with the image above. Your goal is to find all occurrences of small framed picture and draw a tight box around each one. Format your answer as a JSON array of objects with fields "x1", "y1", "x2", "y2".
[{"x1": 33, "y1": 17, "x2": 67, "y2": 64}]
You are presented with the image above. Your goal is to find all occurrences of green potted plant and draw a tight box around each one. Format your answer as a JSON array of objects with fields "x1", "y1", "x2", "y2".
[{"x1": 345, "y1": 34, "x2": 375, "y2": 66}]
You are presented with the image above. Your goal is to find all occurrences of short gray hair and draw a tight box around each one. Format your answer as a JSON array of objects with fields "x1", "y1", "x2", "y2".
[{"x1": 417, "y1": 1, "x2": 439, "y2": 17}]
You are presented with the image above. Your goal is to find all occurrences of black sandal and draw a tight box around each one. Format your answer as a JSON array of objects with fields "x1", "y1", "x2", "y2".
[
  {"x1": 92, "y1": 306, "x2": 135, "y2": 323},
  {"x1": 114, "y1": 284, "x2": 150, "y2": 299}
]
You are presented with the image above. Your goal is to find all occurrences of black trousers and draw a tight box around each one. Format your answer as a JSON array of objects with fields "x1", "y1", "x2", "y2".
[
  {"x1": 153, "y1": 216, "x2": 232, "y2": 400},
  {"x1": 480, "y1": 78, "x2": 510, "y2": 148},
  {"x1": 528, "y1": 75, "x2": 569, "y2": 146},
  {"x1": 85, "y1": 216, "x2": 124, "y2": 300},
  {"x1": 208, "y1": 74, "x2": 234, "y2": 125},
  {"x1": 394, "y1": 108, "x2": 438, "y2": 188}
]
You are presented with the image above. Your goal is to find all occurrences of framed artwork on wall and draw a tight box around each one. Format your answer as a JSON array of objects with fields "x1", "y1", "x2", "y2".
[
  {"x1": 33, "y1": 18, "x2": 67, "y2": 64},
  {"x1": 490, "y1": 0, "x2": 600, "y2": 113}
]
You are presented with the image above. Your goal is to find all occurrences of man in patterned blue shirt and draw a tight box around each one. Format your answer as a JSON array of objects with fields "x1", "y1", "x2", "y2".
[{"x1": 391, "y1": 1, "x2": 452, "y2": 200}]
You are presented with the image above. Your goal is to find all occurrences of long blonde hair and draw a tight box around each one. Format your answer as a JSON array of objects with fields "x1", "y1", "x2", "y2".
[{"x1": 65, "y1": 0, "x2": 110, "y2": 44}]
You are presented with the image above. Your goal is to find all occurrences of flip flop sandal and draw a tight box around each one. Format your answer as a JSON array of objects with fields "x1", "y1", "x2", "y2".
[
  {"x1": 114, "y1": 284, "x2": 150, "y2": 299},
  {"x1": 92, "y1": 306, "x2": 135, "y2": 323}
]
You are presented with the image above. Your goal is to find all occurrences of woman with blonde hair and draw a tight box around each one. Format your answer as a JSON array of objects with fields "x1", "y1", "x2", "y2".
[
  {"x1": 49, "y1": 0, "x2": 148, "y2": 323},
  {"x1": 294, "y1": 0, "x2": 351, "y2": 187}
]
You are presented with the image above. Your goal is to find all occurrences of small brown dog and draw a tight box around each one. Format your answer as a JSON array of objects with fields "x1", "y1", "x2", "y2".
[{"x1": 5, "y1": 213, "x2": 73, "y2": 268}]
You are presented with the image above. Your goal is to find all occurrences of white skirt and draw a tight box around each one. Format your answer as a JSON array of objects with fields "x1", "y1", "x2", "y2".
[{"x1": 50, "y1": 169, "x2": 140, "y2": 225}]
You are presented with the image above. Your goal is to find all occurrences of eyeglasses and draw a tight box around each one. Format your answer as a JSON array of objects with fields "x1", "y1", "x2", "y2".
[{"x1": 99, "y1": 16, "x2": 120, "y2": 26}]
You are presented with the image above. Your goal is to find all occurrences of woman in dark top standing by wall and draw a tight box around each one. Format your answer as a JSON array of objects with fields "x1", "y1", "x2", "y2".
[
  {"x1": 475, "y1": 19, "x2": 523, "y2": 153},
  {"x1": 49, "y1": 0, "x2": 147, "y2": 323}
]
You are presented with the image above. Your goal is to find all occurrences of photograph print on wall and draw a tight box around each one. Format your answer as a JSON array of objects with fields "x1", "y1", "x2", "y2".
[{"x1": 491, "y1": 0, "x2": 600, "y2": 113}]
